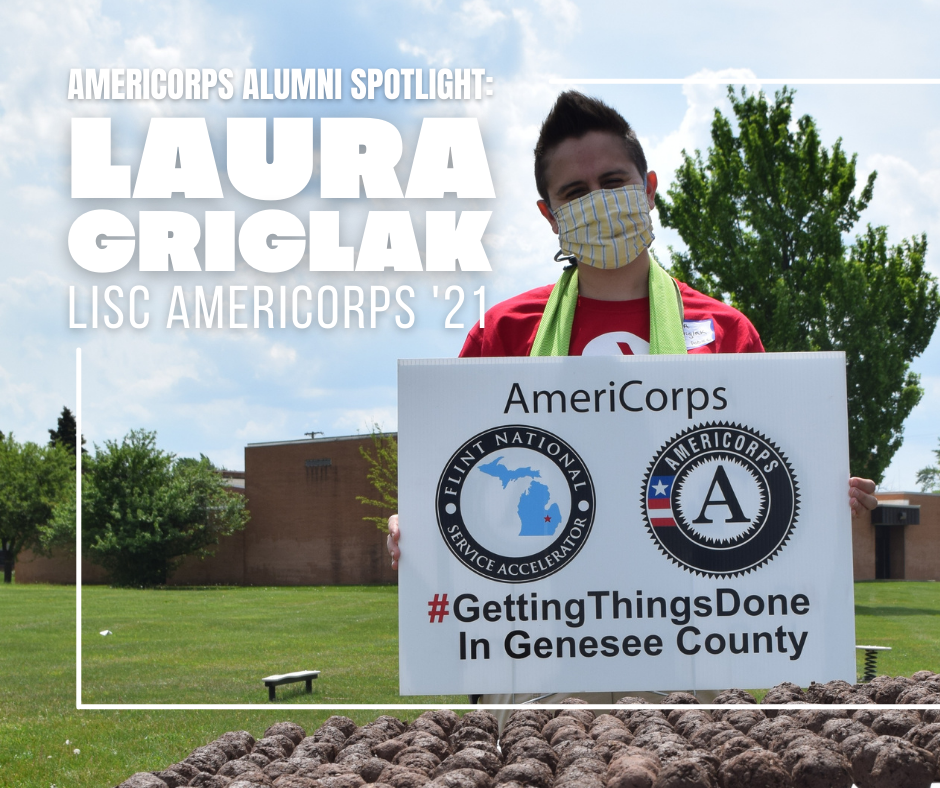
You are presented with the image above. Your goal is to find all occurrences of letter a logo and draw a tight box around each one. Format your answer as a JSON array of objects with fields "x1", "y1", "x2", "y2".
[{"x1": 693, "y1": 465, "x2": 749, "y2": 524}]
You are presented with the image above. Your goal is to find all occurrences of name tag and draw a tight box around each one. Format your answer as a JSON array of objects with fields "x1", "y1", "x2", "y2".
[{"x1": 683, "y1": 319, "x2": 716, "y2": 349}]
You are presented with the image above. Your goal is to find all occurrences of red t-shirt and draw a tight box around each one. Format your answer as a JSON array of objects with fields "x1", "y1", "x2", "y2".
[{"x1": 460, "y1": 281, "x2": 764, "y2": 357}]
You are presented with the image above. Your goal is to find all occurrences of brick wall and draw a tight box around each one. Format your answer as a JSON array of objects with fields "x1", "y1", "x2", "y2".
[
  {"x1": 13, "y1": 551, "x2": 107, "y2": 584},
  {"x1": 853, "y1": 492, "x2": 940, "y2": 582},
  {"x1": 236, "y1": 435, "x2": 396, "y2": 586},
  {"x1": 852, "y1": 508, "x2": 876, "y2": 581},
  {"x1": 880, "y1": 492, "x2": 940, "y2": 581}
]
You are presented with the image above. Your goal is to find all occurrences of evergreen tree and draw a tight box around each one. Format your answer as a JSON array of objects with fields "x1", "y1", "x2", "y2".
[{"x1": 48, "y1": 406, "x2": 86, "y2": 456}]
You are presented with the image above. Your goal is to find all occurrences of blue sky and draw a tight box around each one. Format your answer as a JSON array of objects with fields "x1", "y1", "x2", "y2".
[{"x1": 1, "y1": 0, "x2": 939, "y2": 491}]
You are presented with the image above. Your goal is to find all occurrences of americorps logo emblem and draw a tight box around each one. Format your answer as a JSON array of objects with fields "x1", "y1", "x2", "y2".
[
  {"x1": 642, "y1": 422, "x2": 799, "y2": 577},
  {"x1": 436, "y1": 425, "x2": 596, "y2": 582}
]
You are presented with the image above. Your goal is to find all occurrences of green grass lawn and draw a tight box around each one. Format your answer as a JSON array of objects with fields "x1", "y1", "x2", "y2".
[
  {"x1": 1, "y1": 581, "x2": 938, "y2": 788},
  {"x1": 80, "y1": 585, "x2": 453, "y2": 705},
  {"x1": 853, "y1": 581, "x2": 940, "y2": 678}
]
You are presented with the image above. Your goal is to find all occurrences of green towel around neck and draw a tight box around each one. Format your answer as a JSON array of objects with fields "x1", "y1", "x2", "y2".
[{"x1": 529, "y1": 258, "x2": 687, "y2": 357}]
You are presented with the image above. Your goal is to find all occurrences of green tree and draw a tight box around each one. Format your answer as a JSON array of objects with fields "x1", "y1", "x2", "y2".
[
  {"x1": 657, "y1": 87, "x2": 939, "y2": 483},
  {"x1": 82, "y1": 430, "x2": 249, "y2": 586},
  {"x1": 39, "y1": 473, "x2": 77, "y2": 556},
  {"x1": 0, "y1": 434, "x2": 73, "y2": 582},
  {"x1": 916, "y1": 441, "x2": 940, "y2": 492},
  {"x1": 48, "y1": 406, "x2": 86, "y2": 456},
  {"x1": 356, "y1": 425, "x2": 398, "y2": 532}
]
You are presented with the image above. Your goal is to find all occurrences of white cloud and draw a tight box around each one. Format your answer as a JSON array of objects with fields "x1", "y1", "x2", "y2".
[
  {"x1": 397, "y1": 39, "x2": 454, "y2": 67},
  {"x1": 861, "y1": 152, "x2": 940, "y2": 275},
  {"x1": 81, "y1": 333, "x2": 205, "y2": 431},
  {"x1": 268, "y1": 343, "x2": 297, "y2": 364},
  {"x1": 533, "y1": 0, "x2": 579, "y2": 30},
  {"x1": 123, "y1": 34, "x2": 184, "y2": 66},
  {"x1": 235, "y1": 416, "x2": 290, "y2": 442},
  {"x1": 15, "y1": 184, "x2": 58, "y2": 205},
  {"x1": 0, "y1": 361, "x2": 51, "y2": 436},
  {"x1": 927, "y1": 128, "x2": 940, "y2": 166},
  {"x1": 459, "y1": 0, "x2": 507, "y2": 30},
  {"x1": 331, "y1": 408, "x2": 399, "y2": 434}
]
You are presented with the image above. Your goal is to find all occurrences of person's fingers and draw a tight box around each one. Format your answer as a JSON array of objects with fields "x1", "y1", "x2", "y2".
[
  {"x1": 849, "y1": 477, "x2": 877, "y2": 495},
  {"x1": 848, "y1": 478, "x2": 878, "y2": 518},
  {"x1": 387, "y1": 514, "x2": 400, "y2": 569}
]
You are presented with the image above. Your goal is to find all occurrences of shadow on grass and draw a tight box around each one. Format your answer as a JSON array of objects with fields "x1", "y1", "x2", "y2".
[
  {"x1": 262, "y1": 685, "x2": 321, "y2": 703},
  {"x1": 150, "y1": 586, "x2": 243, "y2": 592},
  {"x1": 855, "y1": 605, "x2": 940, "y2": 617}
]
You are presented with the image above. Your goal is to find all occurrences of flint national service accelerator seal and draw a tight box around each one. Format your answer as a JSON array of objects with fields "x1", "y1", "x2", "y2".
[
  {"x1": 436, "y1": 425, "x2": 596, "y2": 583},
  {"x1": 642, "y1": 422, "x2": 799, "y2": 577}
]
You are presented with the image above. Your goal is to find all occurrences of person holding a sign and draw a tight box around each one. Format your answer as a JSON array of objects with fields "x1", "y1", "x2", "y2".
[{"x1": 388, "y1": 91, "x2": 877, "y2": 705}]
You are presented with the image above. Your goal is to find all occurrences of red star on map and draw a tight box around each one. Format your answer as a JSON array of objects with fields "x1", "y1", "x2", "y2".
[{"x1": 544, "y1": 515, "x2": 551, "y2": 522}]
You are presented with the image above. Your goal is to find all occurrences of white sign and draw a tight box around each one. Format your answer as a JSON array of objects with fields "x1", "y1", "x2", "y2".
[{"x1": 398, "y1": 353, "x2": 855, "y2": 695}]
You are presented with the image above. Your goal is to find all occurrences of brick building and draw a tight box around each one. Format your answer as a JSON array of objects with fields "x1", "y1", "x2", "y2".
[
  {"x1": 852, "y1": 492, "x2": 940, "y2": 581},
  {"x1": 15, "y1": 434, "x2": 397, "y2": 586}
]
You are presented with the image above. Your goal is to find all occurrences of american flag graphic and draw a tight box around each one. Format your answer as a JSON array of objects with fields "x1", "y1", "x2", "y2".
[{"x1": 647, "y1": 475, "x2": 677, "y2": 527}]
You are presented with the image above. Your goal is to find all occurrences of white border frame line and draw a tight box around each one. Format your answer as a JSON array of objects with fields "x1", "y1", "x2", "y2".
[
  {"x1": 75, "y1": 703, "x2": 940, "y2": 711},
  {"x1": 74, "y1": 77, "x2": 939, "y2": 709},
  {"x1": 551, "y1": 78, "x2": 940, "y2": 85},
  {"x1": 76, "y1": 347, "x2": 83, "y2": 709}
]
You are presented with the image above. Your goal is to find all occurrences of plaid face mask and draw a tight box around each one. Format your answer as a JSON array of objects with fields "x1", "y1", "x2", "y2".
[{"x1": 553, "y1": 184, "x2": 654, "y2": 269}]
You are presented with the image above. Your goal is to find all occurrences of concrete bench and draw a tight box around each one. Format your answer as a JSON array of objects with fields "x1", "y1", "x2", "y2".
[{"x1": 262, "y1": 670, "x2": 320, "y2": 701}]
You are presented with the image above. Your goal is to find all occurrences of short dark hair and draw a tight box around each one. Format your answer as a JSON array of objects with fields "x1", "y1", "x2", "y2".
[{"x1": 534, "y1": 91, "x2": 647, "y2": 204}]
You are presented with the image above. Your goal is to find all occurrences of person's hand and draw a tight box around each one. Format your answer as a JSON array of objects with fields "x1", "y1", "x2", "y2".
[
  {"x1": 387, "y1": 514, "x2": 400, "y2": 570},
  {"x1": 849, "y1": 477, "x2": 877, "y2": 518}
]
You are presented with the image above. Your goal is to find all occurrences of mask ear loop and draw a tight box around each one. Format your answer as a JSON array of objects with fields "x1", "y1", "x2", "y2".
[
  {"x1": 546, "y1": 199, "x2": 577, "y2": 269},
  {"x1": 554, "y1": 248, "x2": 578, "y2": 270}
]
